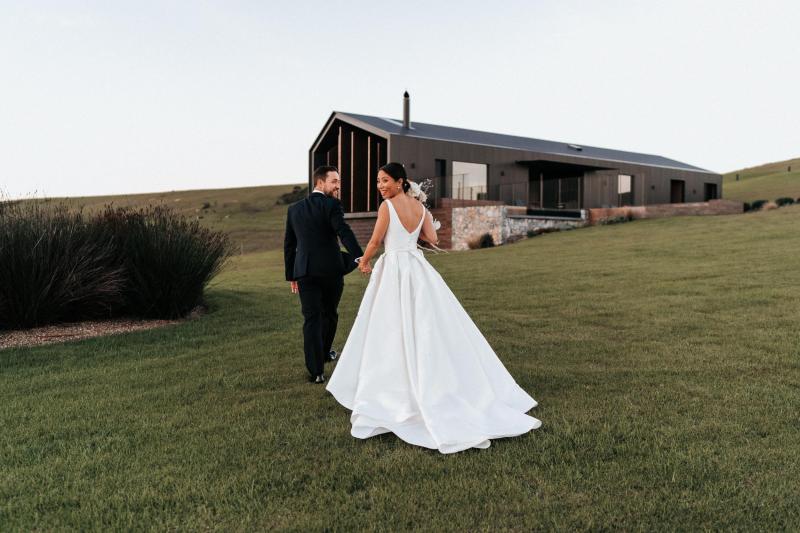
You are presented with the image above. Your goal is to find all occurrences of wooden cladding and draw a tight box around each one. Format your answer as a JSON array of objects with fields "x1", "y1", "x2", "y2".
[{"x1": 311, "y1": 119, "x2": 386, "y2": 213}]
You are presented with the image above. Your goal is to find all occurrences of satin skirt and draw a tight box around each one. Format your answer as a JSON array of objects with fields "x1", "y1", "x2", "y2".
[{"x1": 326, "y1": 249, "x2": 541, "y2": 454}]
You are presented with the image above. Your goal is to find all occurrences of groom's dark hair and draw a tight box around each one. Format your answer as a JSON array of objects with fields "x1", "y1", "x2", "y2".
[{"x1": 313, "y1": 165, "x2": 339, "y2": 184}]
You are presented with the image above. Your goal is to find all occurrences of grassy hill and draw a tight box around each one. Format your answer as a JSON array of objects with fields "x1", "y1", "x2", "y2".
[
  {"x1": 723, "y1": 157, "x2": 800, "y2": 202},
  {"x1": 53, "y1": 183, "x2": 306, "y2": 254},
  {"x1": 25, "y1": 159, "x2": 794, "y2": 257},
  {"x1": 2, "y1": 205, "x2": 799, "y2": 530}
]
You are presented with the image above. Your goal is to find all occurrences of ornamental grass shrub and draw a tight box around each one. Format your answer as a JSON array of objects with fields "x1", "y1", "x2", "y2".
[
  {"x1": 0, "y1": 201, "x2": 125, "y2": 329},
  {"x1": 0, "y1": 200, "x2": 232, "y2": 330},
  {"x1": 100, "y1": 205, "x2": 232, "y2": 319}
]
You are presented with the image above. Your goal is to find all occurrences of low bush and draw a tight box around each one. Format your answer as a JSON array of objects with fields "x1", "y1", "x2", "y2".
[
  {"x1": 276, "y1": 186, "x2": 308, "y2": 205},
  {"x1": 101, "y1": 206, "x2": 233, "y2": 318},
  {"x1": 467, "y1": 233, "x2": 495, "y2": 249},
  {"x1": 598, "y1": 215, "x2": 629, "y2": 225},
  {"x1": 0, "y1": 201, "x2": 125, "y2": 329},
  {"x1": 775, "y1": 197, "x2": 795, "y2": 207},
  {"x1": 750, "y1": 199, "x2": 768, "y2": 211},
  {"x1": 0, "y1": 201, "x2": 232, "y2": 330},
  {"x1": 743, "y1": 202, "x2": 751, "y2": 212}
]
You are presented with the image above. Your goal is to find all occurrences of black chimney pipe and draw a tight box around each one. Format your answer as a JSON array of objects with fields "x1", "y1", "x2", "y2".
[{"x1": 403, "y1": 91, "x2": 410, "y2": 129}]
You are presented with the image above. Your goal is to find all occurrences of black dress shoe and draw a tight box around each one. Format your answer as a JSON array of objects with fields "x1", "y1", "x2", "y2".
[
  {"x1": 309, "y1": 373, "x2": 325, "y2": 384},
  {"x1": 326, "y1": 350, "x2": 338, "y2": 362}
]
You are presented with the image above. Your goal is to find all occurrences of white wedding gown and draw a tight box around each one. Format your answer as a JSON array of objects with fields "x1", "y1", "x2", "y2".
[{"x1": 326, "y1": 198, "x2": 541, "y2": 454}]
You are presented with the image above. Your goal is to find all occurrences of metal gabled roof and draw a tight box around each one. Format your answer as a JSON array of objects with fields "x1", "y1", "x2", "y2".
[{"x1": 334, "y1": 111, "x2": 715, "y2": 174}]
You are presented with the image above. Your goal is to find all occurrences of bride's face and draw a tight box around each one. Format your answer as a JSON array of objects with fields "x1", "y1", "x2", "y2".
[{"x1": 377, "y1": 170, "x2": 403, "y2": 199}]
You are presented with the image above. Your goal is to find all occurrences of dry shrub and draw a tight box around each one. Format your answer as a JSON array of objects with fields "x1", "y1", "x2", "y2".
[{"x1": 467, "y1": 233, "x2": 495, "y2": 249}]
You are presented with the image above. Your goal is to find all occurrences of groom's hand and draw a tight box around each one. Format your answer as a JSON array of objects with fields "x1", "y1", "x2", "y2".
[{"x1": 290, "y1": 281, "x2": 298, "y2": 294}]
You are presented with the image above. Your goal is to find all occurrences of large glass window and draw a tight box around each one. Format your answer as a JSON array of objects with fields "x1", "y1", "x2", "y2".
[
  {"x1": 452, "y1": 162, "x2": 488, "y2": 200},
  {"x1": 618, "y1": 174, "x2": 633, "y2": 206},
  {"x1": 561, "y1": 177, "x2": 581, "y2": 208},
  {"x1": 530, "y1": 174, "x2": 581, "y2": 209}
]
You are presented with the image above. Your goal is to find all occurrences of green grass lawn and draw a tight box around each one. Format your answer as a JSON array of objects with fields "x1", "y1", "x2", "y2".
[
  {"x1": 2, "y1": 207, "x2": 800, "y2": 530},
  {"x1": 724, "y1": 157, "x2": 800, "y2": 203}
]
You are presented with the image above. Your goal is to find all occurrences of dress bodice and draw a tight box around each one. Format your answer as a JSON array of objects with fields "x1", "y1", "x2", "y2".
[{"x1": 383, "y1": 199, "x2": 425, "y2": 253}]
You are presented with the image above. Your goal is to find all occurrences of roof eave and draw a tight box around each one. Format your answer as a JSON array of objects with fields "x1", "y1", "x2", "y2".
[
  {"x1": 333, "y1": 112, "x2": 392, "y2": 138},
  {"x1": 385, "y1": 131, "x2": 718, "y2": 175},
  {"x1": 310, "y1": 112, "x2": 393, "y2": 155}
]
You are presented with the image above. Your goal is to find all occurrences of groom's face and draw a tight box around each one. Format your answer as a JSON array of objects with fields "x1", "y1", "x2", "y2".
[{"x1": 318, "y1": 171, "x2": 341, "y2": 198}]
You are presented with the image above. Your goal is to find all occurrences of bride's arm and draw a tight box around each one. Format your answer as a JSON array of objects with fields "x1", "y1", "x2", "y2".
[
  {"x1": 419, "y1": 209, "x2": 439, "y2": 245},
  {"x1": 359, "y1": 202, "x2": 389, "y2": 272}
]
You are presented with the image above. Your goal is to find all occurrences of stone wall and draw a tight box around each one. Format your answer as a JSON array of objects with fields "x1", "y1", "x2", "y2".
[
  {"x1": 503, "y1": 212, "x2": 586, "y2": 240},
  {"x1": 339, "y1": 198, "x2": 742, "y2": 251},
  {"x1": 451, "y1": 205, "x2": 587, "y2": 250},
  {"x1": 588, "y1": 199, "x2": 743, "y2": 224},
  {"x1": 451, "y1": 206, "x2": 505, "y2": 250}
]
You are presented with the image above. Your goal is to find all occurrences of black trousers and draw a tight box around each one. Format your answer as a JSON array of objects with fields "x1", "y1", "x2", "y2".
[{"x1": 297, "y1": 275, "x2": 344, "y2": 377}]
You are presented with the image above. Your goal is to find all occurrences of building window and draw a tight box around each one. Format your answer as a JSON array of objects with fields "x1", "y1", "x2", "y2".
[
  {"x1": 529, "y1": 171, "x2": 582, "y2": 209},
  {"x1": 618, "y1": 174, "x2": 633, "y2": 206},
  {"x1": 435, "y1": 159, "x2": 446, "y2": 178},
  {"x1": 704, "y1": 183, "x2": 718, "y2": 201},
  {"x1": 529, "y1": 176, "x2": 541, "y2": 208},
  {"x1": 452, "y1": 162, "x2": 488, "y2": 200},
  {"x1": 670, "y1": 179, "x2": 685, "y2": 203},
  {"x1": 561, "y1": 176, "x2": 581, "y2": 209}
]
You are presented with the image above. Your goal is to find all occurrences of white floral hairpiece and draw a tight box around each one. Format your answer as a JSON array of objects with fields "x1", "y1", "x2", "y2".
[
  {"x1": 406, "y1": 178, "x2": 441, "y2": 231},
  {"x1": 405, "y1": 180, "x2": 428, "y2": 204}
]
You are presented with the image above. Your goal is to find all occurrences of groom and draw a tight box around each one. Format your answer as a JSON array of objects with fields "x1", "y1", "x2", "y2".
[{"x1": 284, "y1": 165, "x2": 363, "y2": 384}]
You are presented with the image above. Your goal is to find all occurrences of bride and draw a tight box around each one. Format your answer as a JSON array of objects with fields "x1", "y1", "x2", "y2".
[{"x1": 326, "y1": 162, "x2": 541, "y2": 454}]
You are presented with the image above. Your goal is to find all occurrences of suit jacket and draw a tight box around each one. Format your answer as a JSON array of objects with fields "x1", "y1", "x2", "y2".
[{"x1": 284, "y1": 192, "x2": 364, "y2": 281}]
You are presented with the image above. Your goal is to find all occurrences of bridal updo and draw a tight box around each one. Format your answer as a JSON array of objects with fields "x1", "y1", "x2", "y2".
[{"x1": 380, "y1": 162, "x2": 411, "y2": 193}]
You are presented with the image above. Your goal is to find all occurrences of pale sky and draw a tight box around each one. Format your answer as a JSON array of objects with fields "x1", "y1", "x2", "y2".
[{"x1": 1, "y1": 0, "x2": 798, "y2": 199}]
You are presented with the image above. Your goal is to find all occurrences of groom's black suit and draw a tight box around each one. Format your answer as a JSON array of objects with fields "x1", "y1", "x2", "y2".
[{"x1": 284, "y1": 191, "x2": 363, "y2": 378}]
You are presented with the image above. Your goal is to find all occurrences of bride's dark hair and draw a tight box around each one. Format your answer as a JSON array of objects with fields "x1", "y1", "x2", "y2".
[{"x1": 380, "y1": 162, "x2": 410, "y2": 193}]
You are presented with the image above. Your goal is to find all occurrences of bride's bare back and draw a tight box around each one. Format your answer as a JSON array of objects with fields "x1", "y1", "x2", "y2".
[
  {"x1": 357, "y1": 169, "x2": 439, "y2": 274},
  {"x1": 388, "y1": 194, "x2": 425, "y2": 233}
]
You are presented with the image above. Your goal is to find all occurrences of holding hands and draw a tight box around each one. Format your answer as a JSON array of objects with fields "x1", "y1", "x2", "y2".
[{"x1": 357, "y1": 257, "x2": 372, "y2": 275}]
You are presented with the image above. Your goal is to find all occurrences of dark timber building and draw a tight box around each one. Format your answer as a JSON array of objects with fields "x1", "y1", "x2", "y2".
[{"x1": 309, "y1": 94, "x2": 722, "y2": 242}]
